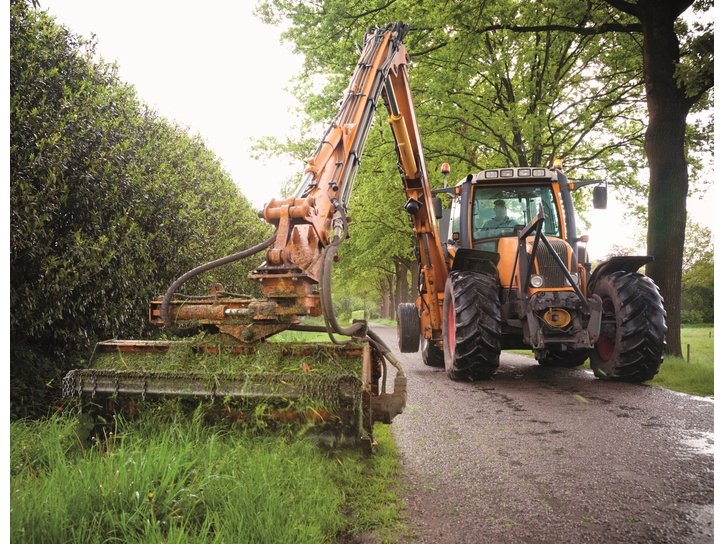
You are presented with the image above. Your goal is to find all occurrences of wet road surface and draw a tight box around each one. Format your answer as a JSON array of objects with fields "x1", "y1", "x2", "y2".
[{"x1": 371, "y1": 324, "x2": 714, "y2": 543}]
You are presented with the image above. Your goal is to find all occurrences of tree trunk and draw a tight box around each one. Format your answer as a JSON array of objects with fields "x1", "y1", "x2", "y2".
[
  {"x1": 410, "y1": 264, "x2": 418, "y2": 303},
  {"x1": 395, "y1": 258, "x2": 414, "y2": 310},
  {"x1": 395, "y1": 261, "x2": 407, "y2": 309},
  {"x1": 640, "y1": 1, "x2": 691, "y2": 357},
  {"x1": 388, "y1": 274, "x2": 396, "y2": 319},
  {"x1": 379, "y1": 278, "x2": 390, "y2": 320}
]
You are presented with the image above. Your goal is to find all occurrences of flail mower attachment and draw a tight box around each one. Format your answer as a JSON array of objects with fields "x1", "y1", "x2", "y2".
[
  {"x1": 62, "y1": 233, "x2": 406, "y2": 449},
  {"x1": 63, "y1": 335, "x2": 405, "y2": 448}
]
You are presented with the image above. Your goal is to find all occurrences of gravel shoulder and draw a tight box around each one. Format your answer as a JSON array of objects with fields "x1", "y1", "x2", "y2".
[{"x1": 370, "y1": 324, "x2": 714, "y2": 544}]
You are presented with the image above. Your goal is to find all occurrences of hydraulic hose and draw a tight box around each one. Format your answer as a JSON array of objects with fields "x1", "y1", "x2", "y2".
[
  {"x1": 321, "y1": 241, "x2": 367, "y2": 340},
  {"x1": 316, "y1": 194, "x2": 405, "y2": 398},
  {"x1": 160, "y1": 232, "x2": 277, "y2": 335},
  {"x1": 366, "y1": 328, "x2": 404, "y2": 376},
  {"x1": 319, "y1": 194, "x2": 367, "y2": 342}
]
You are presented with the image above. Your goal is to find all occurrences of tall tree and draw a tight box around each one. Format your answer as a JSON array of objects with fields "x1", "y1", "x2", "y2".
[
  {"x1": 605, "y1": 0, "x2": 712, "y2": 357},
  {"x1": 680, "y1": 219, "x2": 713, "y2": 324}
]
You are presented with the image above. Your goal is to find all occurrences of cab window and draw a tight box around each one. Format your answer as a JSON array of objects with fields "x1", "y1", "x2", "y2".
[{"x1": 472, "y1": 185, "x2": 561, "y2": 244}]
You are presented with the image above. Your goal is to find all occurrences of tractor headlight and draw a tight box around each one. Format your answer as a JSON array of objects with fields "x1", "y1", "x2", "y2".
[
  {"x1": 530, "y1": 274, "x2": 544, "y2": 288},
  {"x1": 569, "y1": 273, "x2": 579, "y2": 286}
]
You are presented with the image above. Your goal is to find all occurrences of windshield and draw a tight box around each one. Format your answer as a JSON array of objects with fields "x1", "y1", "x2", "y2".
[{"x1": 472, "y1": 185, "x2": 561, "y2": 241}]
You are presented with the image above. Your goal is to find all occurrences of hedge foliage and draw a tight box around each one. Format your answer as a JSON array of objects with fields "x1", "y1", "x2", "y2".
[{"x1": 10, "y1": 0, "x2": 273, "y2": 419}]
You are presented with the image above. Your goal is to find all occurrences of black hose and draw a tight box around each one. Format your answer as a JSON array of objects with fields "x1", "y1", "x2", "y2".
[
  {"x1": 315, "y1": 195, "x2": 406, "y2": 394},
  {"x1": 318, "y1": 193, "x2": 367, "y2": 342},
  {"x1": 320, "y1": 241, "x2": 367, "y2": 340},
  {"x1": 160, "y1": 232, "x2": 277, "y2": 335}
]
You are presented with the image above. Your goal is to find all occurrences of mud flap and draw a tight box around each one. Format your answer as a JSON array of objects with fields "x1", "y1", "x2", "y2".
[{"x1": 586, "y1": 294, "x2": 602, "y2": 347}]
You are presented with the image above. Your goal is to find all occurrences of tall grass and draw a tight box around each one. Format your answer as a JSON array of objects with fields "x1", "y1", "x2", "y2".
[{"x1": 10, "y1": 407, "x2": 403, "y2": 543}]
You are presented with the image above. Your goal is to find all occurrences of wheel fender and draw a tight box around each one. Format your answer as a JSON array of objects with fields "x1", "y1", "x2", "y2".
[
  {"x1": 588, "y1": 256, "x2": 653, "y2": 292},
  {"x1": 450, "y1": 248, "x2": 500, "y2": 275}
]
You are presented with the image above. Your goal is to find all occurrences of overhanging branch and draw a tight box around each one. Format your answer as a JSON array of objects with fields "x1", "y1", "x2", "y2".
[
  {"x1": 603, "y1": 0, "x2": 642, "y2": 18},
  {"x1": 474, "y1": 22, "x2": 642, "y2": 35}
]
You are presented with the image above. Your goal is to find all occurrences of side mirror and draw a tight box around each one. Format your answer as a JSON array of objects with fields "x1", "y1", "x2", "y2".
[
  {"x1": 432, "y1": 197, "x2": 443, "y2": 220},
  {"x1": 593, "y1": 186, "x2": 607, "y2": 209}
]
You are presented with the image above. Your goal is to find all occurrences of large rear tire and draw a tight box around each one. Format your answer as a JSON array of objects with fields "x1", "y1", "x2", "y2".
[
  {"x1": 537, "y1": 349, "x2": 589, "y2": 368},
  {"x1": 421, "y1": 337, "x2": 444, "y2": 367},
  {"x1": 442, "y1": 270, "x2": 501, "y2": 380},
  {"x1": 589, "y1": 271, "x2": 667, "y2": 382}
]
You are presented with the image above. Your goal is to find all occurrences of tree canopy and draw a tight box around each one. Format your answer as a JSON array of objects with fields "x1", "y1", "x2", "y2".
[{"x1": 257, "y1": 0, "x2": 650, "y2": 179}]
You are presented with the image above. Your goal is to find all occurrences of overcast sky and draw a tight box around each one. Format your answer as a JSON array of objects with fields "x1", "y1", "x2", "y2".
[
  {"x1": 39, "y1": 0, "x2": 306, "y2": 210},
  {"x1": 35, "y1": 1, "x2": 715, "y2": 260}
]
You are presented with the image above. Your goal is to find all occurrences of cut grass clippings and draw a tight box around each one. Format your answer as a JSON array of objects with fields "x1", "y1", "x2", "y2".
[{"x1": 10, "y1": 407, "x2": 404, "y2": 543}]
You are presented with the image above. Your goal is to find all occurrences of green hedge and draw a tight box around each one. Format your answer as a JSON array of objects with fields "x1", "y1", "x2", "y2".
[{"x1": 10, "y1": 1, "x2": 272, "y2": 418}]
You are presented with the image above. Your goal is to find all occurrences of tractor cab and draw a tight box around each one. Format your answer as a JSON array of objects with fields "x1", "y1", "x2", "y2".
[{"x1": 444, "y1": 167, "x2": 567, "y2": 251}]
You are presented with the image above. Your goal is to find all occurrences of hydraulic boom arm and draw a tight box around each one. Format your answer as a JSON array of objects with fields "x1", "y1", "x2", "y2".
[
  {"x1": 150, "y1": 23, "x2": 445, "y2": 345},
  {"x1": 252, "y1": 22, "x2": 447, "y2": 337}
]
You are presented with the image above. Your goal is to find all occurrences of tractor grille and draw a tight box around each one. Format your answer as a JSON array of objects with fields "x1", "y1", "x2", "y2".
[{"x1": 535, "y1": 238, "x2": 574, "y2": 288}]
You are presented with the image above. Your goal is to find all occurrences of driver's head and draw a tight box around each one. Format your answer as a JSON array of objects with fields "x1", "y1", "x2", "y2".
[{"x1": 493, "y1": 199, "x2": 507, "y2": 219}]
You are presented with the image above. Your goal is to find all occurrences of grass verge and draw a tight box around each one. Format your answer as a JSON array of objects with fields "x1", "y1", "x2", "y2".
[
  {"x1": 10, "y1": 408, "x2": 404, "y2": 543},
  {"x1": 646, "y1": 325, "x2": 714, "y2": 396}
]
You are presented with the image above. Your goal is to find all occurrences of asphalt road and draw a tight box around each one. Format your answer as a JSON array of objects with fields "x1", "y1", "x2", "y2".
[{"x1": 370, "y1": 324, "x2": 714, "y2": 544}]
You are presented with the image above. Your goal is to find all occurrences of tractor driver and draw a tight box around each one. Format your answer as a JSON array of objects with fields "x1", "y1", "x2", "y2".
[{"x1": 482, "y1": 199, "x2": 517, "y2": 232}]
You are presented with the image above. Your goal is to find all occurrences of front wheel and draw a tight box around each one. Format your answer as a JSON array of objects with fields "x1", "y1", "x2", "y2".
[
  {"x1": 397, "y1": 302, "x2": 420, "y2": 353},
  {"x1": 442, "y1": 270, "x2": 501, "y2": 380},
  {"x1": 588, "y1": 271, "x2": 667, "y2": 382}
]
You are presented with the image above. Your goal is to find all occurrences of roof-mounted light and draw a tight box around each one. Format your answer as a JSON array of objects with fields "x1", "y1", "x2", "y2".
[
  {"x1": 484, "y1": 170, "x2": 499, "y2": 179},
  {"x1": 501, "y1": 169, "x2": 514, "y2": 177},
  {"x1": 552, "y1": 158, "x2": 563, "y2": 170},
  {"x1": 532, "y1": 168, "x2": 546, "y2": 177},
  {"x1": 517, "y1": 168, "x2": 531, "y2": 176}
]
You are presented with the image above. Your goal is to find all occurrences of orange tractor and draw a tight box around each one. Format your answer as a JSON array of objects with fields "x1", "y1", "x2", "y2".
[{"x1": 398, "y1": 163, "x2": 667, "y2": 383}]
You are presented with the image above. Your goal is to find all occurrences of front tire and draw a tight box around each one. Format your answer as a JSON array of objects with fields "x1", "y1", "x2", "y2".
[
  {"x1": 442, "y1": 270, "x2": 501, "y2": 380},
  {"x1": 589, "y1": 271, "x2": 667, "y2": 382},
  {"x1": 397, "y1": 302, "x2": 420, "y2": 353}
]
